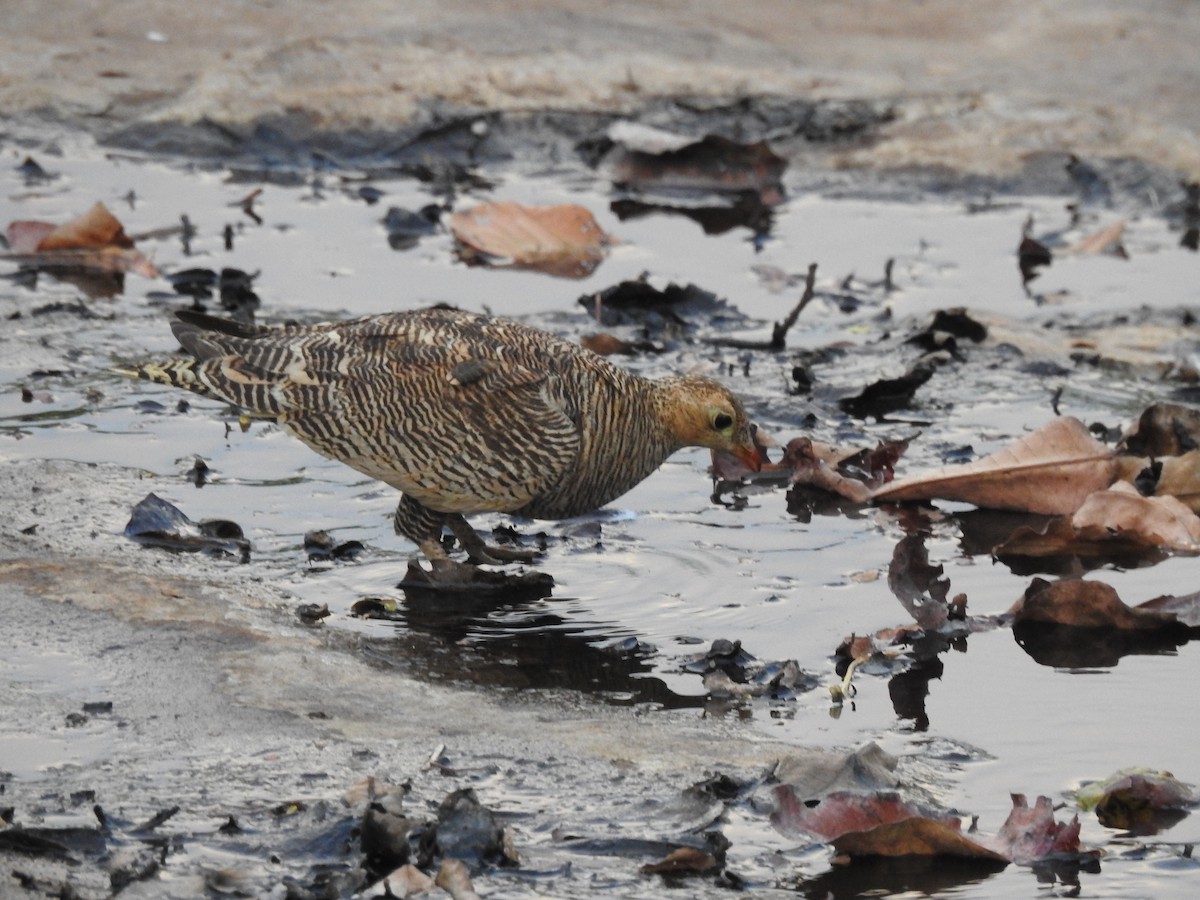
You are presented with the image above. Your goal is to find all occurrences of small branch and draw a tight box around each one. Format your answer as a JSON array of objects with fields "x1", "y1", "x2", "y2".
[
  {"x1": 709, "y1": 262, "x2": 818, "y2": 351},
  {"x1": 771, "y1": 262, "x2": 818, "y2": 349}
]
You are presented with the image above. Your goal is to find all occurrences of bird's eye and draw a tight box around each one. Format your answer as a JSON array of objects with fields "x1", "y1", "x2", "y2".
[{"x1": 712, "y1": 412, "x2": 734, "y2": 431}]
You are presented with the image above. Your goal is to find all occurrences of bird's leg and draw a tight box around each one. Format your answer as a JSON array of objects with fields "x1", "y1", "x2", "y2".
[
  {"x1": 394, "y1": 494, "x2": 450, "y2": 558},
  {"x1": 395, "y1": 494, "x2": 538, "y2": 568},
  {"x1": 446, "y1": 515, "x2": 541, "y2": 565}
]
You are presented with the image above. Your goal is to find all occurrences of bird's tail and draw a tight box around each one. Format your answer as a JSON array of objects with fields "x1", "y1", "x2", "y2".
[{"x1": 112, "y1": 359, "x2": 213, "y2": 396}]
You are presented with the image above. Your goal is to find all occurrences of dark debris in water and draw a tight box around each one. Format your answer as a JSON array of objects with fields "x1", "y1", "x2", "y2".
[
  {"x1": 123, "y1": 492, "x2": 250, "y2": 562},
  {"x1": 303, "y1": 529, "x2": 366, "y2": 562}
]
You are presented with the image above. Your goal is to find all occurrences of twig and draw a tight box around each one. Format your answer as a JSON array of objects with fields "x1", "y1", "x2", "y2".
[{"x1": 709, "y1": 262, "x2": 818, "y2": 351}]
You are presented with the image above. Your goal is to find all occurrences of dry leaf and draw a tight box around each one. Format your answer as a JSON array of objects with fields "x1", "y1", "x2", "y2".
[
  {"x1": 377, "y1": 863, "x2": 435, "y2": 897},
  {"x1": 872, "y1": 417, "x2": 1119, "y2": 515},
  {"x1": 1075, "y1": 769, "x2": 1197, "y2": 834},
  {"x1": 832, "y1": 815, "x2": 1008, "y2": 862},
  {"x1": 979, "y1": 794, "x2": 1085, "y2": 865},
  {"x1": 780, "y1": 438, "x2": 873, "y2": 503},
  {"x1": 1072, "y1": 481, "x2": 1200, "y2": 552},
  {"x1": 448, "y1": 201, "x2": 612, "y2": 278},
  {"x1": 1154, "y1": 450, "x2": 1200, "y2": 512},
  {"x1": 640, "y1": 846, "x2": 720, "y2": 875},
  {"x1": 434, "y1": 858, "x2": 481, "y2": 900},
  {"x1": 3, "y1": 202, "x2": 159, "y2": 277},
  {"x1": 1061, "y1": 219, "x2": 1127, "y2": 257},
  {"x1": 1009, "y1": 577, "x2": 1181, "y2": 630},
  {"x1": 38, "y1": 202, "x2": 134, "y2": 251}
]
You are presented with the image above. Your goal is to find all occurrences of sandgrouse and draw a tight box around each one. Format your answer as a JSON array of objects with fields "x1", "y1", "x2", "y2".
[{"x1": 127, "y1": 307, "x2": 760, "y2": 575}]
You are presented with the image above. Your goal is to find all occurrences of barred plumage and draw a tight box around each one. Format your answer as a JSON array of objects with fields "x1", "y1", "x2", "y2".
[{"x1": 127, "y1": 307, "x2": 760, "y2": 572}]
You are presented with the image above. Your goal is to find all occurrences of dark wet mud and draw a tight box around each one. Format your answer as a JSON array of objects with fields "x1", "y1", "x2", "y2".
[{"x1": 2, "y1": 108, "x2": 1200, "y2": 898}]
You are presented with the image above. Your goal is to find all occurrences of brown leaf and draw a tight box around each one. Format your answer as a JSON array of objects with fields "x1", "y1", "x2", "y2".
[
  {"x1": 872, "y1": 417, "x2": 1119, "y2": 515},
  {"x1": 832, "y1": 816, "x2": 1008, "y2": 862},
  {"x1": 772, "y1": 790, "x2": 958, "y2": 842},
  {"x1": 640, "y1": 846, "x2": 720, "y2": 876},
  {"x1": 979, "y1": 795, "x2": 1084, "y2": 865},
  {"x1": 780, "y1": 438, "x2": 873, "y2": 503},
  {"x1": 434, "y1": 858, "x2": 481, "y2": 900},
  {"x1": 1154, "y1": 450, "x2": 1200, "y2": 512},
  {"x1": 37, "y1": 202, "x2": 134, "y2": 251},
  {"x1": 1062, "y1": 219, "x2": 1127, "y2": 257},
  {"x1": 1076, "y1": 769, "x2": 1197, "y2": 834},
  {"x1": 1072, "y1": 481, "x2": 1200, "y2": 552},
  {"x1": 580, "y1": 332, "x2": 635, "y2": 356},
  {"x1": 448, "y1": 201, "x2": 612, "y2": 278},
  {"x1": 1009, "y1": 577, "x2": 1180, "y2": 630},
  {"x1": 3, "y1": 202, "x2": 159, "y2": 278}
]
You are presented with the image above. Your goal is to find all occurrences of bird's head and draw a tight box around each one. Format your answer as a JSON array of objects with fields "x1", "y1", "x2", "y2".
[{"x1": 660, "y1": 376, "x2": 761, "y2": 472}]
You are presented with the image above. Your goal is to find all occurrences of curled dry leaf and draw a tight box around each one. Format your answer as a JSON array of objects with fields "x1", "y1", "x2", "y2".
[
  {"x1": 887, "y1": 534, "x2": 952, "y2": 630},
  {"x1": 448, "y1": 201, "x2": 612, "y2": 279},
  {"x1": 832, "y1": 815, "x2": 1008, "y2": 862},
  {"x1": 1072, "y1": 481, "x2": 1200, "y2": 552},
  {"x1": 872, "y1": 417, "x2": 1120, "y2": 515},
  {"x1": 773, "y1": 789, "x2": 1012, "y2": 864},
  {"x1": 980, "y1": 794, "x2": 1084, "y2": 866},
  {"x1": 4, "y1": 202, "x2": 159, "y2": 277},
  {"x1": 780, "y1": 437, "x2": 873, "y2": 503}
]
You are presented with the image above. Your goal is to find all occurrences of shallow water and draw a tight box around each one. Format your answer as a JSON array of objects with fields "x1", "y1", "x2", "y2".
[{"x1": 2, "y1": 137, "x2": 1199, "y2": 896}]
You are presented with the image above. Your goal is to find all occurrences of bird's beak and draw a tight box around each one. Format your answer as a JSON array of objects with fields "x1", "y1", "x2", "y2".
[{"x1": 734, "y1": 433, "x2": 763, "y2": 473}]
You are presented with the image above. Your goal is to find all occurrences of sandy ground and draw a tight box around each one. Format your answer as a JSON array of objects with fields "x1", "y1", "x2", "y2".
[{"x1": 2, "y1": 0, "x2": 1200, "y2": 176}]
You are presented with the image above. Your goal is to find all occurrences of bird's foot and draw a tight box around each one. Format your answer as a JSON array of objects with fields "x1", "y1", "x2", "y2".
[{"x1": 446, "y1": 520, "x2": 542, "y2": 565}]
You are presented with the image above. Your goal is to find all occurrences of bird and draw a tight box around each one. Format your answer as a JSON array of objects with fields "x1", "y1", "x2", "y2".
[{"x1": 124, "y1": 307, "x2": 761, "y2": 582}]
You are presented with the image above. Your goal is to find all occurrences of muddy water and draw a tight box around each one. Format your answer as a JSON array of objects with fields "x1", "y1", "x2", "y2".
[{"x1": 2, "y1": 137, "x2": 1200, "y2": 897}]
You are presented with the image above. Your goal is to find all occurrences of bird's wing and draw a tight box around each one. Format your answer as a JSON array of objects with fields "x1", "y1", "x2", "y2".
[{"x1": 173, "y1": 312, "x2": 583, "y2": 513}]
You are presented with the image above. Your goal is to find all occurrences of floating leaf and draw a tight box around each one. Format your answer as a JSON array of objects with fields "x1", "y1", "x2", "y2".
[
  {"x1": 1075, "y1": 769, "x2": 1197, "y2": 834},
  {"x1": 640, "y1": 846, "x2": 720, "y2": 876},
  {"x1": 872, "y1": 417, "x2": 1121, "y2": 515},
  {"x1": 1009, "y1": 577, "x2": 1181, "y2": 631},
  {"x1": 448, "y1": 201, "x2": 612, "y2": 278},
  {"x1": 1072, "y1": 481, "x2": 1200, "y2": 552},
  {"x1": 832, "y1": 815, "x2": 1008, "y2": 862},
  {"x1": 3, "y1": 202, "x2": 159, "y2": 278},
  {"x1": 979, "y1": 794, "x2": 1085, "y2": 865}
]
